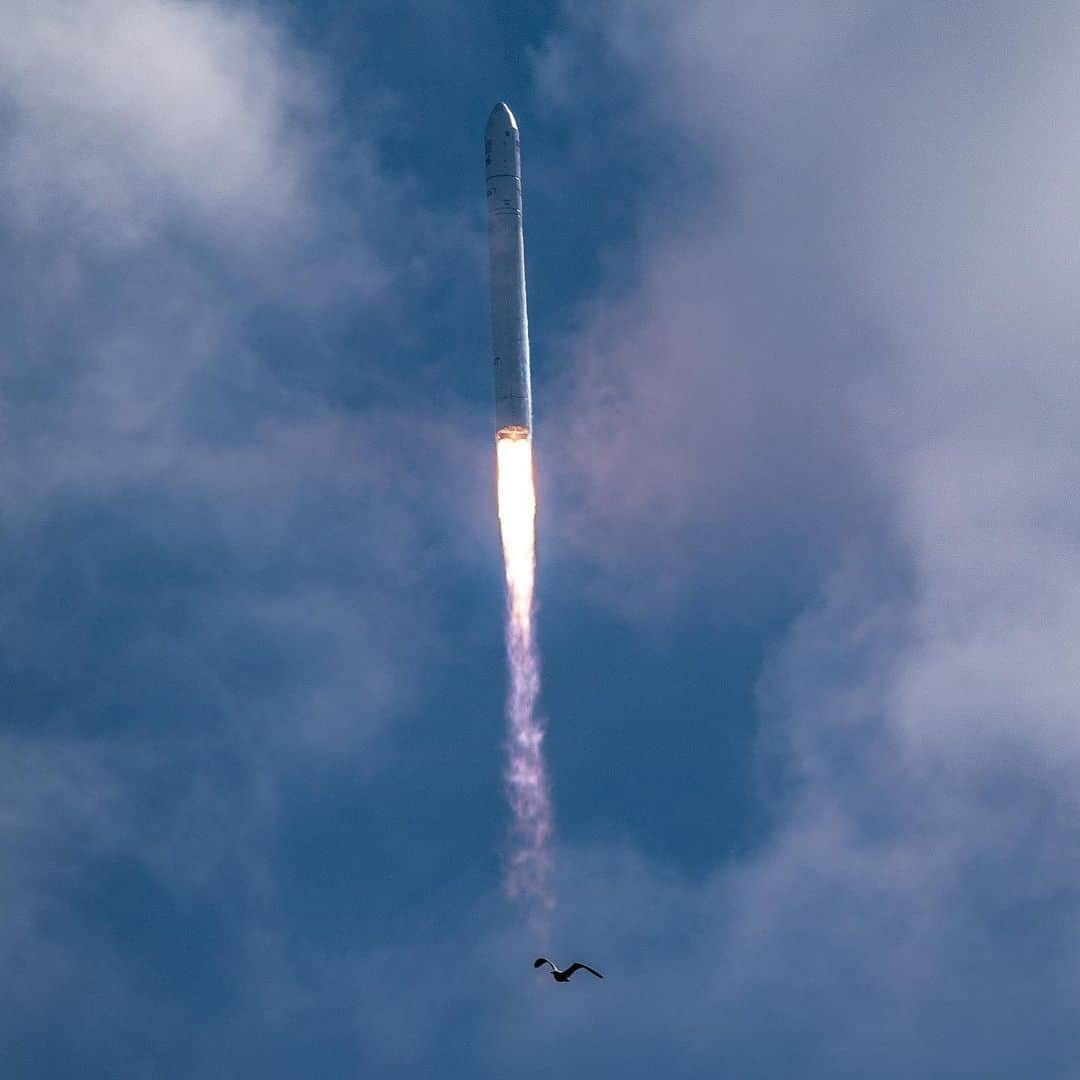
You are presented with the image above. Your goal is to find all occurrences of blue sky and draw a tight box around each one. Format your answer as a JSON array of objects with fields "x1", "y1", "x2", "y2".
[{"x1": 3, "y1": 2, "x2": 1080, "y2": 1076}]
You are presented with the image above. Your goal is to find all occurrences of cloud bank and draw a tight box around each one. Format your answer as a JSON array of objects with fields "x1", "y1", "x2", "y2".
[
  {"x1": 0, "y1": 2, "x2": 487, "y2": 1070},
  {"x1": 518, "y1": 2, "x2": 1080, "y2": 1075}
]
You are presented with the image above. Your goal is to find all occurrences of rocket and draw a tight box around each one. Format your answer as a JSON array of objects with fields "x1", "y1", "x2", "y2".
[{"x1": 485, "y1": 102, "x2": 532, "y2": 440}]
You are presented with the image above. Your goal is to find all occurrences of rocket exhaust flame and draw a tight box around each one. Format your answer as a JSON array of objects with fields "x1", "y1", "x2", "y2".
[{"x1": 496, "y1": 432, "x2": 552, "y2": 910}]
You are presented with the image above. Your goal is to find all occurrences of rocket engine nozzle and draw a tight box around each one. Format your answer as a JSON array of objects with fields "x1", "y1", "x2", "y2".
[{"x1": 496, "y1": 425, "x2": 530, "y2": 443}]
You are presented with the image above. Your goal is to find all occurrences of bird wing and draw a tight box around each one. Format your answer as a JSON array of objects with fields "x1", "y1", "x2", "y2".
[
  {"x1": 533, "y1": 957, "x2": 553, "y2": 970},
  {"x1": 565, "y1": 963, "x2": 603, "y2": 979}
]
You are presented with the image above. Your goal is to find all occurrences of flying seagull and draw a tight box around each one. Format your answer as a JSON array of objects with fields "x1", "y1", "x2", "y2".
[{"x1": 533, "y1": 957, "x2": 603, "y2": 982}]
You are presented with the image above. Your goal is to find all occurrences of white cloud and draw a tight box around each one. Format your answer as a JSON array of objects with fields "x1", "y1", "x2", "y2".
[
  {"x1": 0, "y1": 0, "x2": 326, "y2": 242},
  {"x1": 0, "y1": 5, "x2": 481, "y2": 1055},
  {"x1": 519, "y1": 2, "x2": 1080, "y2": 1071}
]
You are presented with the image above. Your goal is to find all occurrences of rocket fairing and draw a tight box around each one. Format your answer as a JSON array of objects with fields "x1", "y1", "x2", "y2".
[{"x1": 485, "y1": 102, "x2": 532, "y2": 440}]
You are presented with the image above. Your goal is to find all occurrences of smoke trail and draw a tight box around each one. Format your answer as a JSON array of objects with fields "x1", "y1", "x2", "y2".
[{"x1": 495, "y1": 432, "x2": 552, "y2": 911}]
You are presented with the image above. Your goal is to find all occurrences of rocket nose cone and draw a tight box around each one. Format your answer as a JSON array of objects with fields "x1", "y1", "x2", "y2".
[{"x1": 487, "y1": 102, "x2": 518, "y2": 133}]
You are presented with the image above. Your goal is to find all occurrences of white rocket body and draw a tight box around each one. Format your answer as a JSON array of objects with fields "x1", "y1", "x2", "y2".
[{"x1": 485, "y1": 103, "x2": 532, "y2": 439}]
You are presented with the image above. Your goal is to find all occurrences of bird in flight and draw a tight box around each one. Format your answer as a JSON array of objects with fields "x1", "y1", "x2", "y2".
[{"x1": 533, "y1": 957, "x2": 603, "y2": 982}]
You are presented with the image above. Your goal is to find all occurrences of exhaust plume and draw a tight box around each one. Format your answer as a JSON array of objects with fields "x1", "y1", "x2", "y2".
[{"x1": 496, "y1": 431, "x2": 552, "y2": 912}]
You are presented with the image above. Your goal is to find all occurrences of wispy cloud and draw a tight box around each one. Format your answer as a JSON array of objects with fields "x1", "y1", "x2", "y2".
[
  {"x1": 517, "y1": 2, "x2": 1080, "y2": 1073},
  {"x1": 0, "y1": 1, "x2": 485, "y2": 1066}
]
